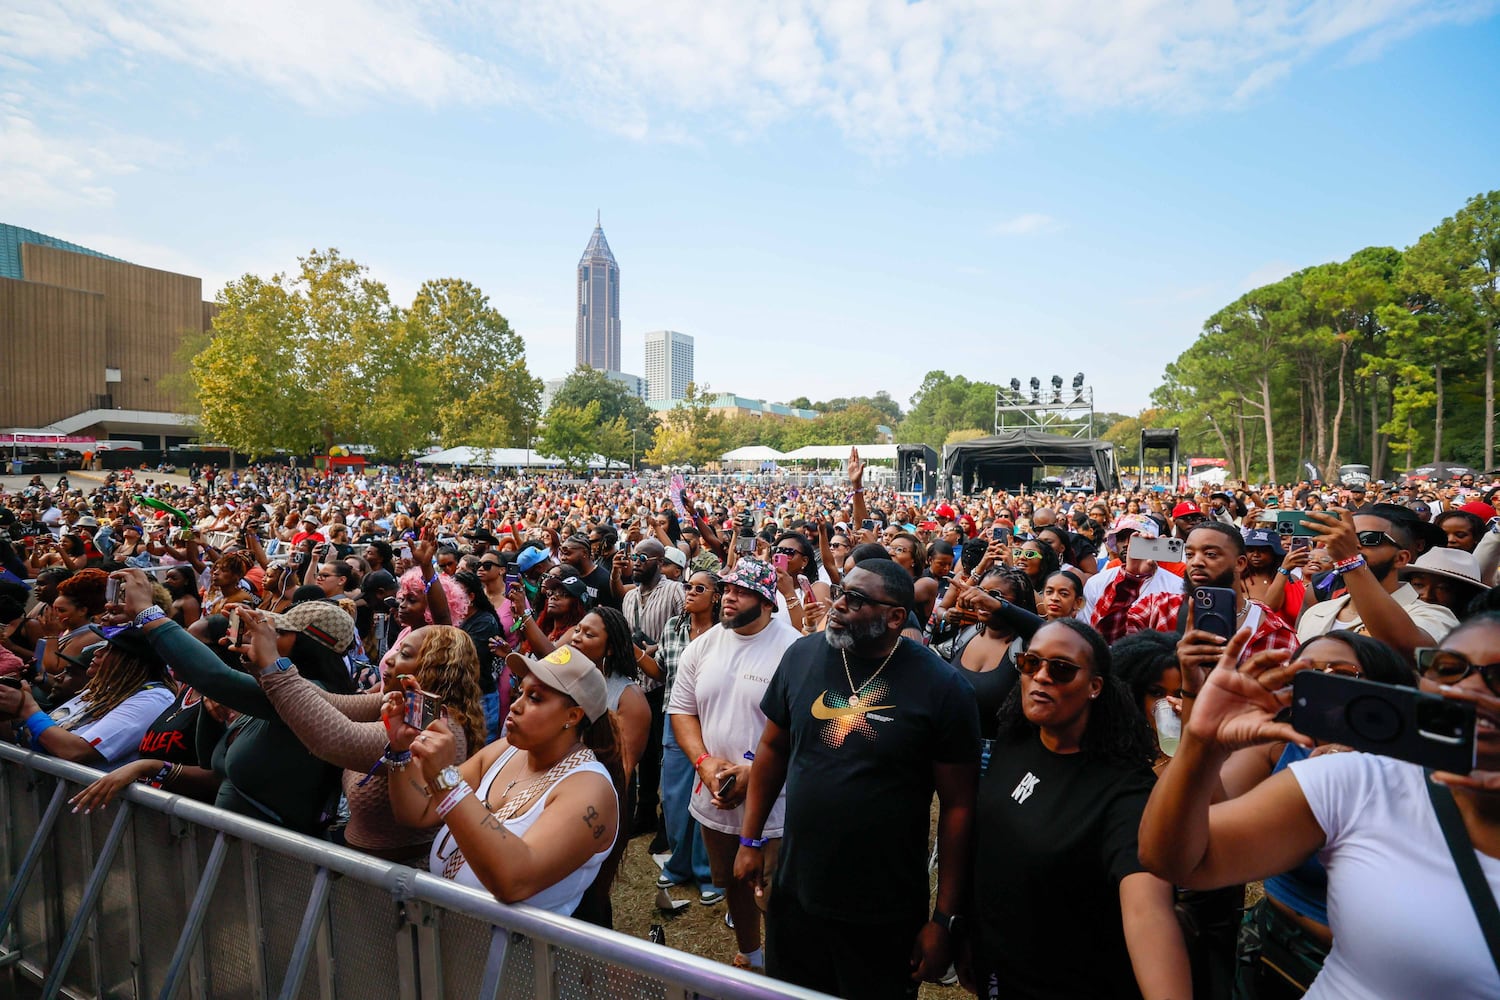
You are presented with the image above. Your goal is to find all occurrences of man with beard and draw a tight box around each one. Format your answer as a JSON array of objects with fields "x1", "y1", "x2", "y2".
[
  {"x1": 735, "y1": 559, "x2": 979, "y2": 1000},
  {"x1": 1123, "y1": 522, "x2": 1298, "y2": 663},
  {"x1": 1296, "y1": 505, "x2": 1460, "y2": 656},
  {"x1": 667, "y1": 556, "x2": 799, "y2": 965},
  {"x1": 620, "y1": 537, "x2": 685, "y2": 836}
]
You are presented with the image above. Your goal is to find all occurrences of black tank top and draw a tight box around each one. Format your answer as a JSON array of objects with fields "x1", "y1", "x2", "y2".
[
  {"x1": 949, "y1": 638, "x2": 1017, "y2": 740},
  {"x1": 137, "y1": 686, "x2": 204, "y2": 765}
]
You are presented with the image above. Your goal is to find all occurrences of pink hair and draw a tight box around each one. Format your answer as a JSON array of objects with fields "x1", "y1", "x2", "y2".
[{"x1": 397, "y1": 568, "x2": 471, "y2": 623}]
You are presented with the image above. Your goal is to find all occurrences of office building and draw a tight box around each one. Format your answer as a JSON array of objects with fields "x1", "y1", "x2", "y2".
[
  {"x1": 575, "y1": 215, "x2": 620, "y2": 371},
  {"x1": 0, "y1": 223, "x2": 210, "y2": 446},
  {"x1": 644, "y1": 330, "x2": 694, "y2": 401}
]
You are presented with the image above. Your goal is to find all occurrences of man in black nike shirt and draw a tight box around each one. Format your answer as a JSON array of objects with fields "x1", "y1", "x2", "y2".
[{"x1": 736, "y1": 559, "x2": 979, "y2": 1000}]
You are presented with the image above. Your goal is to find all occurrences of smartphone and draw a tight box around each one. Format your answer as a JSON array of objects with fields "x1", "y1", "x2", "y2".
[
  {"x1": 504, "y1": 571, "x2": 520, "y2": 590},
  {"x1": 860, "y1": 519, "x2": 876, "y2": 533},
  {"x1": 1289, "y1": 536, "x2": 1312, "y2": 553},
  {"x1": 799, "y1": 577, "x2": 817, "y2": 606},
  {"x1": 936, "y1": 576, "x2": 953, "y2": 602},
  {"x1": 105, "y1": 577, "x2": 122, "y2": 605},
  {"x1": 1128, "y1": 536, "x2": 1186, "y2": 562},
  {"x1": 1276, "y1": 510, "x2": 1317, "y2": 537},
  {"x1": 226, "y1": 607, "x2": 241, "y2": 645},
  {"x1": 716, "y1": 772, "x2": 738, "y2": 799},
  {"x1": 396, "y1": 544, "x2": 412, "y2": 561},
  {"x1": 1291, "y1": 671, "x2": 1475, "y2": 773},
  {"x1": 772, "y1": 553, "x2": 790, "y2": 574},
  {"x1": 991, "y1": 525, "x2": 1010, "y2": 543},
  {"x1": 1191, "y1": 586, "x2": 1238, "y2": 641},
  {"x1": 400, "y1": 680, "x2": 440, "y2": 730}
]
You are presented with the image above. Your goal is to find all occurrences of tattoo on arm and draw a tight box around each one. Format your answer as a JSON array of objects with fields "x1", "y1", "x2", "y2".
[
  {"x1": 409, "y1": 778, "x2": 431, "y2": 798},
  {"x1": 581, "y1": 805, "x2": 606, "y2": 839}
]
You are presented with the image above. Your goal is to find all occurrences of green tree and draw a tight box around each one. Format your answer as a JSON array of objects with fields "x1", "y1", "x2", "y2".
[
  {"x1": 1450, "y1": 192, "x2": 1500, "y2": 471},
  {"x1": 646, "y1": 382, "x2": 725, "y2": 467},
  {"x1": 403, "y1": 278, "x2": 541, "y2": 448},
  {"x1": 539, "y1": 402, "x2": 602, "y2": 472},
  {"x1": 897, "y1": 371, "x2": 1000, "y2": 447},
  {"x1": 549, "y1": 366, "x2": 659, "y2": 465}
]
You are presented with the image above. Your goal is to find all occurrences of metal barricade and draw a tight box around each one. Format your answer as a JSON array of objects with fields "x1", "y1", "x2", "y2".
[{"x1": 0, "y1": 744, "x2": 830, "y2": 1000}]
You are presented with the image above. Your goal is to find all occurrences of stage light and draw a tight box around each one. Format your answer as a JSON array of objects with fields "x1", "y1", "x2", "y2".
[
  {"x1": 1072, "y1": 373, "x2": 1085, "y2": 389},
  {"x1": 1051, "y1": 375, "x2": 1063, "y2": 390},
  {"x1": 1029, "y1": 377, "x2": 1040, "y2": 404},
  {"x1": 1009, "y1": 378, "x2": 1021, "y2": 393}
]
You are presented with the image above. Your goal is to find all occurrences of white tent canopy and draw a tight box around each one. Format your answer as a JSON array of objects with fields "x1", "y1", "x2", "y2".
[
  {"x1": 779, "y1": 444, "x2": 899, "y2": 462},
  {"x1": 416, "y1": 447, "x2": 566, "y2": 468},
  {"x1": 720, "y1": 445, "x2": 786, "y2": 462}
]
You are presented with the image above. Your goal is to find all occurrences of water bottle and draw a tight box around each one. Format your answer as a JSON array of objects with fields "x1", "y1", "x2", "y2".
[{"x1": 1153, "y1": 699, "x2": 1182, "y2": 757}]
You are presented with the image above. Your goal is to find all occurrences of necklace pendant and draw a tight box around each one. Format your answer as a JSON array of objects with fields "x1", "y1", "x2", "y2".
[{"x1": 848, "y1": 693, "x2": 860, "y2": 706}]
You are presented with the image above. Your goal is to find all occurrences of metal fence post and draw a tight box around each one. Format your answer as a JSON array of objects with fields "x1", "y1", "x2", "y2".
[
  {"x1": 276, "y1": 867, "x2": 331, "y2": 1000},
  {"x1": 0, "y1": 782, "x2": 67, "y2": 941},
  {"x1": 476, "y1": 925, "x2": 511, "y2": 1000},
  {"x1": 158, "y1": 831, "x2": 228, "y2": 1000},
  {"x1": 40, "y1": 800, "x2": 132, "y2": 999}
]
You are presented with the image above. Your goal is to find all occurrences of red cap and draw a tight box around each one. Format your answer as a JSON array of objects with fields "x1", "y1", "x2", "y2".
[
  {"x1": 934, "y1": 503, "x2": 957, "y2": 520},
  {"x1": 1171, "y1": 501, "x2": 1203, "y2": 519},
  {"x1": 1459, "y1": 500, "x2": 1497, "y2": 522}
]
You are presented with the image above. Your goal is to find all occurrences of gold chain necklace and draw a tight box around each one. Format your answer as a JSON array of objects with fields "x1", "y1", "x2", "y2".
[{"x1": 841, "y1": 639, "x2": 902, "y2": 706}]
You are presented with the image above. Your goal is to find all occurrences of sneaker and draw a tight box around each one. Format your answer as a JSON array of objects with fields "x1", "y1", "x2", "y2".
[
  {"x1": 650, "y1": 851, "x2": 672, "y2": 871},
  {"x1": 940, "y1": 964, "x2": 959, "y2": 986},
  {"x1": 724, "y1": 910, "x2": 735, "y2": 930},
  {"x1": 656, "y1": 873, "x2": 684, "y2": 889},
  {"x1": 699, "y1": 886, "x2": 726, "y2": 905}
]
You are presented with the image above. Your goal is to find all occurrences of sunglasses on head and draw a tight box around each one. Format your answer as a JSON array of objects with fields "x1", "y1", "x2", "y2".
[
  {"x1": 1417, "y1": 648, "x2": 1500, "y2": 696},
  {"x1": 1016, "y1": 652, "x2": 1086, "y2": 685}
]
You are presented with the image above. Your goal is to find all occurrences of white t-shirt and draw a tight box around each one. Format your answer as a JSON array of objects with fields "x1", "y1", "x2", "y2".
[
  {"x1": 50, "y1": 685, "x2": 177, "y2": 769},
  {"x1": 667, "y1": 617, "x2": 799, "y2": 836},
  {"x1": 1289, "y1": 752, "x2": 1500, "y2": 1000}
]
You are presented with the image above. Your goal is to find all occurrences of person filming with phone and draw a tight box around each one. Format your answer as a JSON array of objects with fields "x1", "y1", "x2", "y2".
[
  {"x1": 1139, "y1": 612, "x2": 1500, "y2": 999},
  {"x1": 1296, "y1": 505, "x2": 1460, "y2": 657}
]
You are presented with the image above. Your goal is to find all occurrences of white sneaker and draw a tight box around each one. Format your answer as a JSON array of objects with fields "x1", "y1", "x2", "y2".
[{"x1": 650, "y1": 851, "x2": 672, "y2": 870}]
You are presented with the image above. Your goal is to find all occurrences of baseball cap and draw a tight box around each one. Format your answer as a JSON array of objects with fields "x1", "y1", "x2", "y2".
[
  {"x1": 516, "y1": 546, "x2": 551, "y2": 574},
  {"x1": 1241, "y1": 528, "x2": 1286, "y2": 556},
  {"x1": 663, "y1": 546, "x2": 687, "y2": 570},
  {"x1": 1107, "y1": 514, "x2": 1160, "y2": 541},
  {"x1": 1459, "y1": 500, "x2": 1497, "y2": 522},
  {"x1": 545, "y1": 574, "x2": 594, "y2": 605},
  {"x1": 504, "y1": 645, "x2": 608, "y2": 723},
  {"x1": 1170, "y1": 502, "x2": 1203, "y2": 520},
  {"x1": 718, "y1": 555, "x2": 779, "y2": 606},
  {"x1": 265, "y1": 600, "x2": 355, "y2": 652}
]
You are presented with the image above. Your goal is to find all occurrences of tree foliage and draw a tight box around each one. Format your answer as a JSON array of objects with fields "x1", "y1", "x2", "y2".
[
  {"x1": 547, "y1": 366, "x2": 659, "y2": 467},
  {"x1": 646, "y1": 383, "x2": 726, "y2": 467},
  {"x1": 1147, "y1": 191, "x2": 1500, "y2": 479},
  {"x1": 186, "y1": 250, "x2": 541, "y2": 459}
]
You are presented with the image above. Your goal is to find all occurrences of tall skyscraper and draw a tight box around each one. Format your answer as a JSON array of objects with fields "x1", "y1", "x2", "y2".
[
  {"x1": 575, "y1": 214, "x2": 620, "y2": 371},
  {"x1": 644, "y1": 330, "x2": 694, "y2": 401}
]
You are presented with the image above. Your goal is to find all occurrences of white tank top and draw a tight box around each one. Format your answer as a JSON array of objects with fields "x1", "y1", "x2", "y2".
[{"x1": 427, "y1": 746, "x2": 617, "y2": 915}]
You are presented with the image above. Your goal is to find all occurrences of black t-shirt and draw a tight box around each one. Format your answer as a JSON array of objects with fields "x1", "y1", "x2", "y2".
[
  {"x1": 460, "y1": 609, "x2": 501, "y2": 694},
  {"x1": 761, "y1": 633, "x2": 980, "y2": 924},
  {"x1": 138, "y1": 686, "x2": 205, "y2": 765},
  {"x1": 973, "y1": 732, "x2": 1155, "y2": 999},
  {"x1": 578, "y1": 563, "x2": 617, "y2": 610}
]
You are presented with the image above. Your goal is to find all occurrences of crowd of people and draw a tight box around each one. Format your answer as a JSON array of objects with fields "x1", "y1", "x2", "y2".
[{"x1": 2, "y1": 454, "x2": 1500, "y2": 999}]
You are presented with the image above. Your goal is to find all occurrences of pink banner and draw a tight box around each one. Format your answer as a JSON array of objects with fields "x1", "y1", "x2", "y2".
[{"x1": 0, "y1": 434, "x2": 97, "y2": 445}]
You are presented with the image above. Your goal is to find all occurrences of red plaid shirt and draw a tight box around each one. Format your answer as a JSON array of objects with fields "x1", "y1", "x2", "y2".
[{"x1": 1124, "y1": 593, "x2": 1299, "y2": 661}]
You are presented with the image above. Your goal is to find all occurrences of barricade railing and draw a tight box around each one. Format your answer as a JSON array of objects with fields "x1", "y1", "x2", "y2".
[{"x1": 0, "y1": 743, "x2": 831, "y2": 1000}]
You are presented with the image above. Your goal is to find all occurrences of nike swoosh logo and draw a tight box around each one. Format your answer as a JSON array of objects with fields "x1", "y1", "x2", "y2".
[{"x1": 810, "y1": 691, "x2": 894, "y2": 720}]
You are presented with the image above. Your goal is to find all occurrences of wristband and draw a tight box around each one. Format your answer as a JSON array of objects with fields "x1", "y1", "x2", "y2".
[
  {"x1": 738, "y1": 835, "x2": 768, "y2": 849},
  {"x1": 1276, "y1": 567, "x2": 1294, "y2": 577},
  {"x1": 693, "y1": 752, "x2": 713, "y2": 794},
  {"x1": 435, "y1": 780, "x2": 473, "y2": 819},
  {"x1": 24, "y1": 710, "x2": 57, "y2": 740},
  {"x1": 133, "y1": 605, "x2": 167, "y2": 628},
  {"x1": 1334, "y1": 554, "x2": 1366, "y2": 574}
]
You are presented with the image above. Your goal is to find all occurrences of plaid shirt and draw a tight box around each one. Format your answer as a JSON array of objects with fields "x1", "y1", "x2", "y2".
[
  {"x1": 656, "y1": 614, "x2": 697, "y2": 706},
  {"x1": 622, "y1": 577, "x2": 685, "y2": 692},
  {"x1": 1125, "y1": 592, "x2": 1299, "y2": 661}
]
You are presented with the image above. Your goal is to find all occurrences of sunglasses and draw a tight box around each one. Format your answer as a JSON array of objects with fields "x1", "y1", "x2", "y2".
[
  {"x1": 829, "y1": 583, "x2": 904, "y2": 612},
  {"x1": 773, "y1": 547, "x2": 804, "y2": 558},
  {"x1": 630, "y1": 553, "x2": 655, "y2": 562},
  {"x1": 1016, "y1": 652, "x2": 1086, "y2": 685},
  {"x1": 1355, "y1": 530, "x2": 1401, "y2": 548},
  {"x1": 1013, "y1": 548, "x2": 1042, "y2": 560},
  {"x1": 478, "y1": 562, "x2": 503, "y2": 570},
  {"x1": 1297, "y1": 659, "x2": 1362, "y2": 678},
  {"x1": 684, "y1": 583, "x2": 716, "y2": 595},
  {"x1": 1417, "y1": 648, "x2": 1500, "y2": 696}
]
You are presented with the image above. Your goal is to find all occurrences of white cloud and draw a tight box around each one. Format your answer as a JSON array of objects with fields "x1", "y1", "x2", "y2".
[
  {"x1": 991, "y1": 213, "x2": 1058, "y2": 236},
  {"x1": 0, "y1": 98, "x2": 175, "y2": 213},
  {"x1": 2, "y1": 0, "x2": 1491, "y2": 150}
]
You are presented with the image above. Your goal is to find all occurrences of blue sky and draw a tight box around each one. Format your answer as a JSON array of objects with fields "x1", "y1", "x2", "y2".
[{"x1": 3, "y1": 1, "x2": 1498, "y2": 418}]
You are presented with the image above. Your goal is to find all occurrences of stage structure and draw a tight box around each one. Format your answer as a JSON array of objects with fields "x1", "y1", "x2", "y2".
[
  {"x1": 995, "y1": 374, "x2": 1094, "y2": 438},
  {"x1": 1138, "y1": 428, "x2": 1181, "y2": 486}
]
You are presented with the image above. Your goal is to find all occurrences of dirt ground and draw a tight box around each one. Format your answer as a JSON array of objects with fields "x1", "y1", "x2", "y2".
[{"x1": 609, "y1": 821, "x2": 965, "y2": 1000}]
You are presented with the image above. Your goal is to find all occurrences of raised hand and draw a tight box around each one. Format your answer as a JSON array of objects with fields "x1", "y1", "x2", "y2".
[{"x1": 1185, "y1": 632, "x2": 1307, "y2": 752}]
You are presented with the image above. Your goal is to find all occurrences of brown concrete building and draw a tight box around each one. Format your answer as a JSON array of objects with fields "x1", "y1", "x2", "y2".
[{"x1": 0, "y1": 224, "x2": 210, "y2": 447}]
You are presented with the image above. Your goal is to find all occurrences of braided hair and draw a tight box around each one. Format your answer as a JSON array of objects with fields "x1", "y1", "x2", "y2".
[{"x1": 587, "y1": 606, "x2": 637, "y2": 680}]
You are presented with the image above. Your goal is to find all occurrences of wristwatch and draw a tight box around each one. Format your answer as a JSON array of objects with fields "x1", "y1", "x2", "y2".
[
  {"x1": 258, "y1": 656, "x2": 295, "y2": 678},
  {"x1": 432, "y1": 765, "x2": 463, "y2": 793},
  {"x1": 931, "y1": 908, "x2": 966, "y2": 937}
]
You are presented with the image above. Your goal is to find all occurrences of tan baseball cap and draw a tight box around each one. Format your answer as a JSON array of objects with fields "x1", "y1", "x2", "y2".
[{"x1": 504, "y1": 645, "x2": 608, "y2": 723}]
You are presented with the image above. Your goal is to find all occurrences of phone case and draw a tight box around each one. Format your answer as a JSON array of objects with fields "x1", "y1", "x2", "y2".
[
  {"x1": 1291, "y1": 671, "x2": 1475, "y2": 773},
  {"x1": 1192, "y1": 587, "x2": 1237, "y2": 640}
]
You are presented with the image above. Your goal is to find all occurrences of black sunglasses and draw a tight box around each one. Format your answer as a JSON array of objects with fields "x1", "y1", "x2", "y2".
[
  {"x1": 773, "y1": 546, "x2": 804, "y2": 558},
  {"x1": 1016, "y1": 652, "x2": 1087, "y2": 685},
  {"x1": 829, "y1": 583, "x2": 904, "y2": 612},
  {"x1": 1355, "y1": 530, "x2": 1401, "y2": 548},
  {"x1": 478, "y1": 561, "x2": 503, "y2": 570},
  {"x1": 1417, "y1": 648, "x2": 1500, "y2": 696}
]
